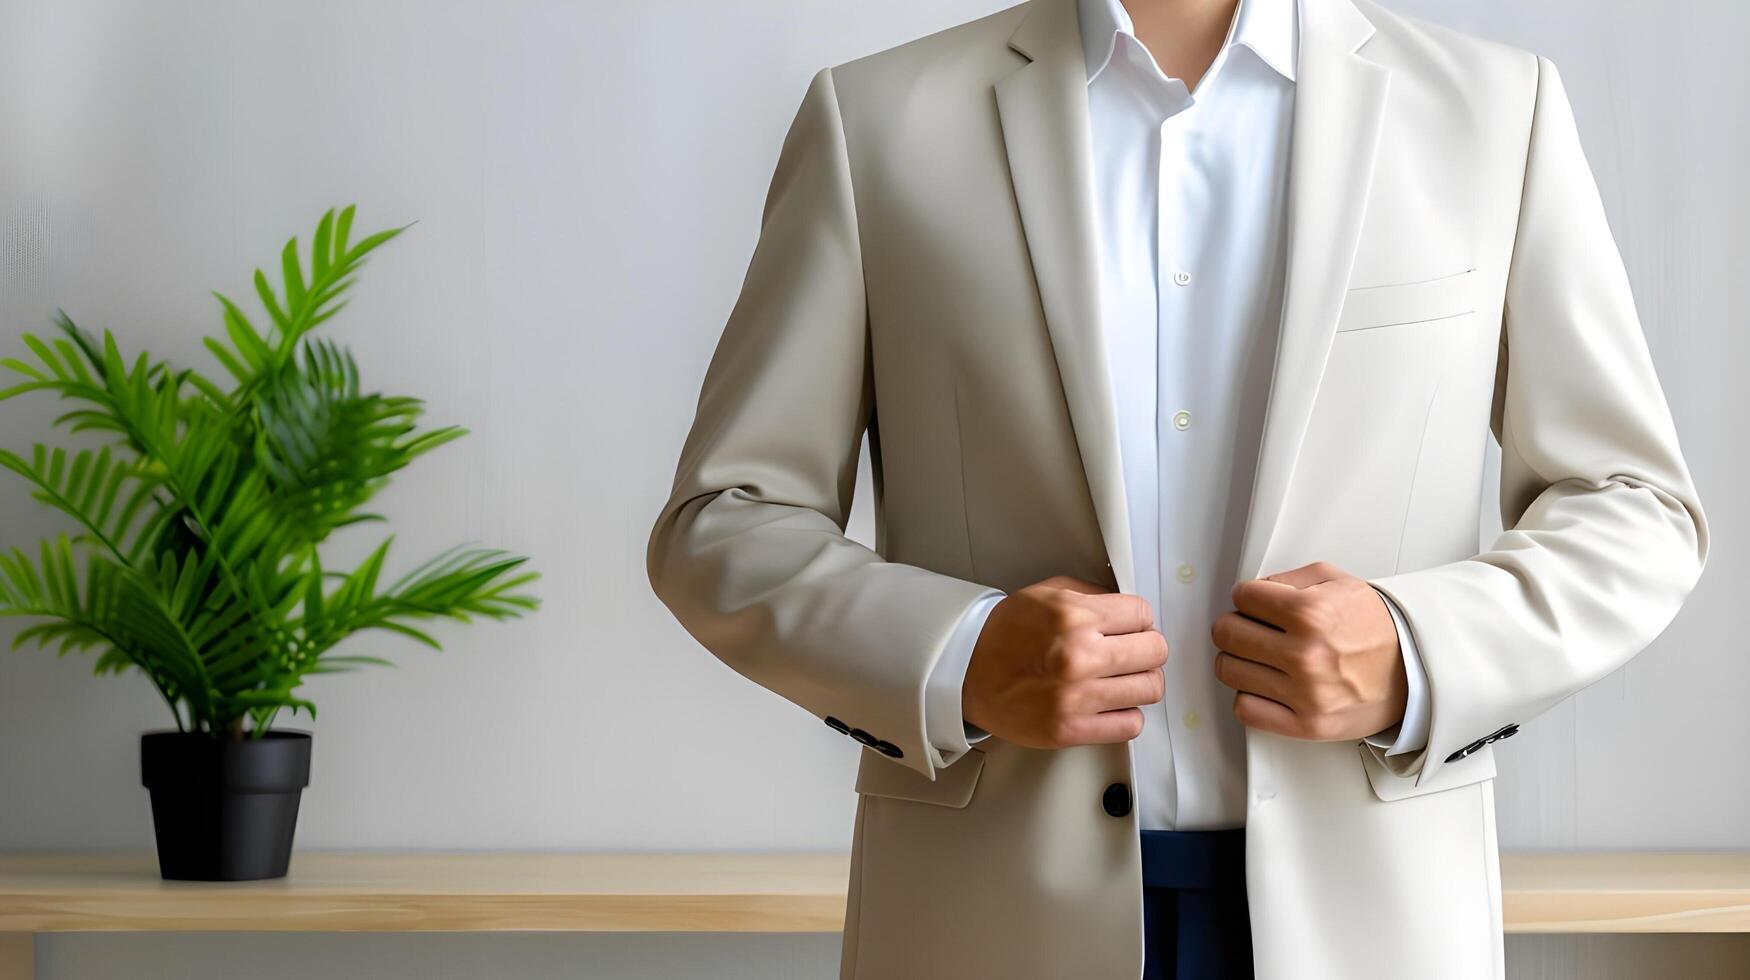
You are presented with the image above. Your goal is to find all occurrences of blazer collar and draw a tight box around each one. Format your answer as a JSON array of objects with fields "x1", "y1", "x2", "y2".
[{"x1": 1076, "y1": 0, "x2": 1299, "y2": 85}]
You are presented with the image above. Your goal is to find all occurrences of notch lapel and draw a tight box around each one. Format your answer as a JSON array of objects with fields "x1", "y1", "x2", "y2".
[
  {"x1": 1234, "y1": 0, "x2": 1391, "y2": 583},
  {"x1": 994, "y1": 0, "x2": 1137, "y2": 596}
]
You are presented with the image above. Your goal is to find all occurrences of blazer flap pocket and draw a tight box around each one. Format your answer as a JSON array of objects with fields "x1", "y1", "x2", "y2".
[
  {"x1": 1358, "y1": 739, "x2": 1495, "y2": 803},
  {"x1": 855, "y1": 746, "x2": 986, "y2": 808},
  {"x1": 1338, "y1": 268, "x2": 1478, "y2": 332}
]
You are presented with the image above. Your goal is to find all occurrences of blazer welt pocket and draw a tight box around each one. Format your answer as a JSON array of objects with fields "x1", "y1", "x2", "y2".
[
  {"x1": 1337, "y1": 268, "x2": 1478, "y2": 332},
  {"x1": 855, "y1": 746, "x2": 986, "y2": 808}
]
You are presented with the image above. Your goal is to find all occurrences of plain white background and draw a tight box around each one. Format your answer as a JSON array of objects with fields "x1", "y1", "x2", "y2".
[{"x1": 0, "y1": 1, "x2": 1743, "y2": 977}]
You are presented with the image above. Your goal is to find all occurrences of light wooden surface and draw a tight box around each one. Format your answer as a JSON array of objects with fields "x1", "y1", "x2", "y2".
[
  {"x1": 1501, "y1": 852, "x2": 1750, "y2": 934},
  {"x1": 1, "y1": 850, "x2": 1747, "y2": 939},
  {"x1": 0, "y1": 852, "x2": 850, "y2": 934}
]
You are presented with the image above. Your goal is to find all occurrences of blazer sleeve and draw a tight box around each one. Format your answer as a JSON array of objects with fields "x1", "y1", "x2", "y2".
[
  {"x1": 1360, "y1": 55, "x2": 1710, "y2": 795},
  {"x1": 645, "y1": 66, "x2": 1001, "y2": 780}
]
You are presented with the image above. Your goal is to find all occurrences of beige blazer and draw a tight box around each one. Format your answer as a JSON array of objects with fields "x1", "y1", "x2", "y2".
[{"x1": 646, "y1": 0, "x2": 1710, "y2": 976}]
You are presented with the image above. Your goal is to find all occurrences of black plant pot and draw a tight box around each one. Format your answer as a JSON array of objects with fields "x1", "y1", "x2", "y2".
[{"x1": 140, "y1": 729, "x2": 312, "y2": 881}]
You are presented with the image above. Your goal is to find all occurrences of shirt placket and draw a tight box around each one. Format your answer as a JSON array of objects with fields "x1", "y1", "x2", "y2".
[
  {"x1": 1124, "y1": 81, "x2": 1175, "y2": 833},
  {"x1": 1155, "y1": 99, "x2": 1201, "y2": 830}
]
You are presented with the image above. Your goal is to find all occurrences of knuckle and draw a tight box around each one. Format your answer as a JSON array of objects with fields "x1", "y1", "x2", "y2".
[
  {"x1": 1016, "y1": 583, "x2": 1053, "y2": 608},
  {"x1": 1045, "y1": 600, "x2": 1090, "y2": 634},
  {"x1": 1059, "y1": 630, "x2": 1098, "y2": 672},
  {"x1": 1035, "y1": 575, "x2": 1080, "y2": 593},
  {"x1": 1041, "y1": 642, "x2": 1070, "y2": 677}
]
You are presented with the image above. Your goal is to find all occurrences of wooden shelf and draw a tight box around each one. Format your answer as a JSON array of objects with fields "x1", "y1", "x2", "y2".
[
  {"x1": 0, "y1": 851, "x2": 850, "y2": 935},
  {"x1": 1501, "y1": 851, "x2": 1750, "y2": 934},
  {"x1": 1, "y1": 848, "x2": 1746, "y2": 974}
]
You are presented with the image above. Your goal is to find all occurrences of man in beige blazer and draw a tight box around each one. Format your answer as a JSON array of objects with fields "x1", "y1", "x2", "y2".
[{"x1": 645, "y1": 0, "x2": 1710, "y2": 976}]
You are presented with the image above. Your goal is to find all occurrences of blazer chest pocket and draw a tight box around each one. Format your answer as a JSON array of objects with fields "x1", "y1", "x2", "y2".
[{"x1": 1337, "y1": 268, "x2": 1478, "y2": 332}]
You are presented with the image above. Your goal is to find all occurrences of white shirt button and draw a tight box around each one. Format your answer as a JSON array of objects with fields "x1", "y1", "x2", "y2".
[
  {"x1": 1176, "y1": 563, "x2": 1196, "y2": 584},
  {"x1": 1172, "y1": 270, "x2": 1192, "y2": 286},
  {"x1": 1172, "y1": 409, "x2": 1191, "y2": 430},
  {"x1": 1184, "y1": 709, "x2": 1202, "y2": 730}
]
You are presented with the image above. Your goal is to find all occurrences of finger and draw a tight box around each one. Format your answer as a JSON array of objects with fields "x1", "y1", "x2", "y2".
[
  {"x1": 1072, "y1": 628, "x2": 1169, "y2": 679},
  {"x1": 1230, "y1": 577, "x2": 1311, "y2": 633},
  {"x1": 1210, "y1": 611, "x2": 1296, "y2": 672},
  {"x1": 1077, "y1": 668, "x2": 1166, "y2": 713},
  {"x1": 1061, "y1": 706, "x2": 1147, "y2": 745},
  {"x1": 1261, "y1": 561, "x2": 1346, "y2": 589},
  {"x1": 1212, "y1": 651, "x2": 1298, "y2": 711},
  {"x1": 1232, "y1": 691, "x2": 1299, "y2": 737},
  {"x1": 1076, "y1": 591, "x2": 1156, "y2": 636}
]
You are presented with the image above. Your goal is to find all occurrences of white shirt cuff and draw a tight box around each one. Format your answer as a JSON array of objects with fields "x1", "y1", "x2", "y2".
[
  {"x1": 1362, "y1": 586, "x2": 1431, "y2": 757},
  {"x1": 924, "y1": 590, "x2": 1005, "y2": 757}
]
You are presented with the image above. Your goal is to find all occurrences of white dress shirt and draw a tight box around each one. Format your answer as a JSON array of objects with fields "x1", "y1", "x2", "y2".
[{"x1": 922, "y1": 0, "x2": 1431, "y2": 829}]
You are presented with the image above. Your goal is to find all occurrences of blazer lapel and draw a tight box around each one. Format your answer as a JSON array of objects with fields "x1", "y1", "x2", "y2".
[
  {"x1": 995, "y1": 0, "x2": 1138, "y2": 596},
  {"x1": 991, "y1": 0, "x2": 1389, "y2": 594},
  {"x1": 1234, "y1": 0, "x2": 1391, "y2": 582}
]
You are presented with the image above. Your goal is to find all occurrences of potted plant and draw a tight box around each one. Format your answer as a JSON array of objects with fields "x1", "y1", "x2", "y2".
[{"x1": 0, "y1": 205, "x2": 539, "y2": 880}]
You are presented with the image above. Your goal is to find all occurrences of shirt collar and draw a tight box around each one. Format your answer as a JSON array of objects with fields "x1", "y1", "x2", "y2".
[{"x1": 1077, "y1": 0, "x2": 1297, "y2": 85}]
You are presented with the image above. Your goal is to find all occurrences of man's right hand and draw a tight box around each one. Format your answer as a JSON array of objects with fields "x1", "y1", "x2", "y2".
[{"x1": 961, "y1": 575, "x2": 1168, "y2": 749}]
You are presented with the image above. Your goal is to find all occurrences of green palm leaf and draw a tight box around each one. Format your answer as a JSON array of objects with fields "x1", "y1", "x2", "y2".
[{"x1": 0, "y1": 205, "x2": 537, "y2": 739}]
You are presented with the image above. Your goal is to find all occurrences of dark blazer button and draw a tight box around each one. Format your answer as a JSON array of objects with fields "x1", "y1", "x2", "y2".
[
  {"x1": 874, "y1": 740, "x2": 904, "y2": 759},
  {"x1": 824, "y1": 716, "x2": 851, "y2": 735},
  {"x1": 1102, "y1": 782, "x2": 1132, "y2": 818},
  {"x1": 849, "y1": 728, "x2": 878, "y2": 747}
]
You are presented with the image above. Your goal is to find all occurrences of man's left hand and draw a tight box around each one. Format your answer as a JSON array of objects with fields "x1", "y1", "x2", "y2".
[{"x1": 1211, "y1": 561, "x2": 1408, "y2": 741}]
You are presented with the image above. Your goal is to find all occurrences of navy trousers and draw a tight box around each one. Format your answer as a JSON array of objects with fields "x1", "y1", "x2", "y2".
[{"x1": 1140, "y1": 828, "x2": 1254, "y2": 979}]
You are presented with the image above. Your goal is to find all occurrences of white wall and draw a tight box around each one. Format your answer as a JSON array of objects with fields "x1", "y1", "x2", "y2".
[{"x1": 0, "y1": 1, "x2": 1743, "y2": 977}]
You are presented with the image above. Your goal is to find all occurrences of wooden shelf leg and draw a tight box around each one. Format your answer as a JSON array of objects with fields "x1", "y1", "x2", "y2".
[{"x1": 0, "y1": 933, "x2": 31, "y2": 980}]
